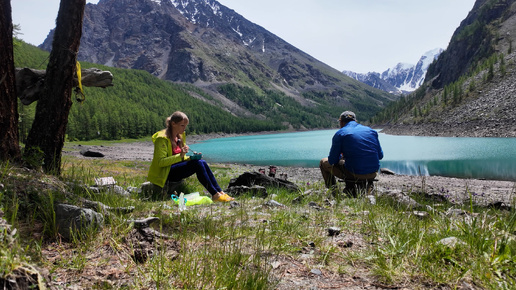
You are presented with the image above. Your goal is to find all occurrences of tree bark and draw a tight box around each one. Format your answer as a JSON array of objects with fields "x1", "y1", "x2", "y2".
[
  {"x1": 0, "y1": 0, "x2": 21, "y2": 162},
  {"x1": 24, "y1": 0, "x2": 86, "y2": 174},
  {"x1": 16, "y1": 67, "x2": 114, "y2": 105}
]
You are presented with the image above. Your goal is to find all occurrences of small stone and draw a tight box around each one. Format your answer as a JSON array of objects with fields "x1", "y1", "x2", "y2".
[
  {"x1": 310, "y1": 269, "x2": 322, "y2": 276},
  {"x1": 366, "y1": 195, "x2": 376, "y2": 205},
  {"x1": 324, "y1": 199, "x2": 336, "y2": 207},
  {"x1": 127, "y1": 186, "x2": 139, "y2": 194},
  {"x1": 413, "y1": 211, "x2": 429, "y2": 219},
  {"x1": 263, "y1": 200, "x2": 286, "y2": 208},
  {"x1": 337, "y1": 240, "x2": 353, "y2": 248},
  {"x1": 88, "y1": 186, "x2": 101, "y2": 194},
  {"x1": 94, "y1": 176, "x2": 116, "y2": 186},
  {"x1": 308, "y1": 201, "x2": 324, "y2": 211},
  {"x1": 328, "y1": 227, "x2": 341, "y2": 236},
  {"x1": 271, "y1": 261, "x2": 281, "y2": 269},
  {"x1": 446, "y1": 208, "x2": 467, "y2": 216},
  {"x1": 380, "y1": 168, "x2": 396, "y2": 175},
  {"x1": 437, "y1": 237, "x2": 465, "y2": 248}
]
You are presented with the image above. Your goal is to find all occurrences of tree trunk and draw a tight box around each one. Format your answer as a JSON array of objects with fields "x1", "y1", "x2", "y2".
[
  {"x1": 23, "y1": 0, "x2": 85, "y2": 175},
  {"x1": 0, "y1": 0, "x2": 20, "y2": 162}
]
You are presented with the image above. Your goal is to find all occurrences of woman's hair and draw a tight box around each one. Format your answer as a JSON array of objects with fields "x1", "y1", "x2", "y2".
[{"x1": 165, "y1": 111, "x2": 189, "y2": 140}]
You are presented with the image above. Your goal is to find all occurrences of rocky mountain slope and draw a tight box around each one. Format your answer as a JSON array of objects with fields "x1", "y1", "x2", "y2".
[
  {"x1": 40, "y1": 0, "x2": 395, "y2": 122},
  {"x1": 343, "y1": 48, "x2": 443, "y2": 95},
  {"x1": 377, "y1": 0, "x2": 516, "y2": 137}
]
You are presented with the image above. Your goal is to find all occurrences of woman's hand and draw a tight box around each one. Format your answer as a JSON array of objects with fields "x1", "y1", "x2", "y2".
[{"x1": 180, "y1": 145, "x2": 189, "y2": 158}]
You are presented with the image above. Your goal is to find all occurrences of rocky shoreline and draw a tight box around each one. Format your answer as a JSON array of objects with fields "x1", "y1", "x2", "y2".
[
  {"x1": 65, "y1": 132, "x2": 516, "y2": 208},
  {"x1": 379, "y1": 123, "x2": 516, "y2": 138}
]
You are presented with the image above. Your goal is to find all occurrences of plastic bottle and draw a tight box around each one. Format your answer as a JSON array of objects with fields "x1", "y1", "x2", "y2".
[
  {"x1": 184, "y1": 192, "x2": 200, "y2": 200},
  {"x1": 178, "y1": 192, "x2": 187, "y2": 211}
]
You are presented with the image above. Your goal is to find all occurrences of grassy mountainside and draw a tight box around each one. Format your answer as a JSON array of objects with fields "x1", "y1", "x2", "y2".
[
  {"x1": 67, "y1": 0, "x2": 397, "y2": 120},
  {"x1": 15, "y1": 41, "x2": 390, "y2": 141}
]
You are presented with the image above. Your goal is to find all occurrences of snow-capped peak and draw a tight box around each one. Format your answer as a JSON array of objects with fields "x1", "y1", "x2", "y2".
[{"x1": 343, "y1": 48, "x2": 443, "y2": 95}]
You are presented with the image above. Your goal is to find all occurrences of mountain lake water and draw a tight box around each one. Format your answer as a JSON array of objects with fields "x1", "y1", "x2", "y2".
[{"x1": 189, "y1": 129, "x2": 516, "y2": 181}]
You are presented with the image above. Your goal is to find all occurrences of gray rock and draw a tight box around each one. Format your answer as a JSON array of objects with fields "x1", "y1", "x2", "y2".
[
  {"x1": 445, "y1": 208, "x2": 468, "y2": 216},
  {"x1": 140, "y1": 181, "x2": 160, "y2": 196},
  {"x1": 380, "y1": 168, "x2": 396, "y2": 175},
  {"x1": 308, "y1": 201, "x2": 324, "y2": 211},
  {"x1": 112, "y1": 185, "x2": 130, "y2": 196},
  {"x1": 413, "y1": 211, "x2": 429, "y2": 219},
  {"x1": 228, "y1": 172, "x2": 299, "y2": 192},
  {"x1": 95, "y1": 177, "x2": 116, "y2": 186},
  {"x1": 80, "y1": 148, "x2": 105, "y2": 158},
  {"x1": 310, "y1": 269, "x2": 322, "y2": 276},
  {"x1": 263, "y1": 200, "x2": 286, "y2": 208},
  {"x1": 87, "y1": 186, "x2": 101, "y2": 194},
  {"x1": 436, "y1": 237, "x2": 465, "y2": 248},
  {"x1": 366, "y1": 195, "x2": 376, "y2": 205},
  {"x1": 226, "y1": 185, "x2": 267, "y2": 198},
  {"x1": 328, "y1": 227, "x2": 341, "y2": 237},
  {"x1": 324, "y1": 199, "x2": 336, "y2": 207},
  {"x1": 127, "y1": 186, "x2": 139, "y2": 194},
  {"x1": 382, "y1": 190, "x2": 421, "y2": 209},
  {"x1": 55, "y1": 204, "x2": 104, "y2": 241}
]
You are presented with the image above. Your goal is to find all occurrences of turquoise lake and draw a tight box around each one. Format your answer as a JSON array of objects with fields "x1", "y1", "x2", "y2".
[{"x1": 189, "y1": 130, "x2": 516, "y2": 181}]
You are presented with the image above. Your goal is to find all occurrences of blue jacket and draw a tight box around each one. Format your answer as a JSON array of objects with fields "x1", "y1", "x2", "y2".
[{"x1": 328, "y1": 121, "x2": 383, "y2": 175}]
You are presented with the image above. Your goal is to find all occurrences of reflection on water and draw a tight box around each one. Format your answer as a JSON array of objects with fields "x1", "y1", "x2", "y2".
[
  {"x1": 189, "y1": 130, "x2": 516, "y2": 181},
  {"x1": 380, "y1": 159, "x2": 516, "y2": 180},
  {"x1": 381, "y1": 161, "x2": 430, "y2": 176}
]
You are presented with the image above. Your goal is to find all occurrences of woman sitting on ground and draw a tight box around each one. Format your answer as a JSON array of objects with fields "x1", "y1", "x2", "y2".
[{"x1": 147, "y1": 111, "x2": 234, "y2": 202}]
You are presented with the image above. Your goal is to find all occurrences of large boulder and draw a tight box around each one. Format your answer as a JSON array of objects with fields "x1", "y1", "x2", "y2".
[
  {"x1": 55, "y1": 204, "x2": 104, "y2": 241},
  {"x1": 228, "y1": 171, "x2": 299, "y2": 192}
]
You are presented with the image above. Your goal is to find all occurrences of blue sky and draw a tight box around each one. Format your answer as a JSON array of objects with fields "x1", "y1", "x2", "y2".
[{"x1": 12, "y1": 0, "x2": 476, "y2": 73}]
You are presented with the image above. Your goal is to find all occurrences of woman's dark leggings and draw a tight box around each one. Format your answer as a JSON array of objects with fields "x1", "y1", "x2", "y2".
[{"x1": 167, "y1": 159, "x2": 222, "y2": 195}]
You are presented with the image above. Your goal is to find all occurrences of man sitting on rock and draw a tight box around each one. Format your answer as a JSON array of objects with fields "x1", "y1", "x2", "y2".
[{"x1": 319, "y1": 111, "x2": 383, "y2": 197}]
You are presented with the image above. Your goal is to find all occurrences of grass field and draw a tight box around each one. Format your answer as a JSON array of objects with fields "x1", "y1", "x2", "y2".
[{"x1": 1, "y1": 156, "x2": 515, "y2": 289}]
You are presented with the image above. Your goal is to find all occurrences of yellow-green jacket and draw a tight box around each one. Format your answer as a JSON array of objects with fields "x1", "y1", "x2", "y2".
[{"x1": 147, "y1": 129, "x2": 190, "y2": 188}]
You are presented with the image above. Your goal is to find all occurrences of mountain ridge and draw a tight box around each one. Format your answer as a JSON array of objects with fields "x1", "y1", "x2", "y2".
[
  {"x1": 343, "y1": 48, "x2": 443, "y2": 95},
  {"x1": 375, "y1": 0, "x2": 516, "y2": 138},
  {"x1": 39, "y1": 0, "x2": 396, "y2": 123}
]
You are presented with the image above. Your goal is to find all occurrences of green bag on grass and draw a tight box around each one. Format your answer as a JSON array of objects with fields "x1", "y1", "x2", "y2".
[{"x1": 171, "y1": 192, "x2": 213, "y2": 206}]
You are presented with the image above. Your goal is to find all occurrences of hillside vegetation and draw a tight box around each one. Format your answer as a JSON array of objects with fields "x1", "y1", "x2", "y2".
[
  {"x1": 15, "y1": 41, "x2": 387, "y2": 142},
  {"x1": 15, "y1": 41, "x2": 281, "y2": 142},
  {"x1": 373, "y1": 0, "x2": 516, "y2": 137}
]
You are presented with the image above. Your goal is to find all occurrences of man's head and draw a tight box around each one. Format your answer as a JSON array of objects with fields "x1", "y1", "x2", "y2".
[
  {"x1": 339, "y1": 111, "x2": 356, "y2": 122},
  {"x1": 338, "y1": 111, "x2": 356, "y2": 128}
]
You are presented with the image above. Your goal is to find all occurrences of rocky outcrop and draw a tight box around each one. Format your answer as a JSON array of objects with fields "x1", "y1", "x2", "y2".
[
  {"x1": 377, "y1": 0, "x2": 516, "y2": 138},
  {"x1": 55, "y1": 204, "x2": 104, "y2": 241},
  {"x1": 426, "y1": 0, "x2": 516, "y2": 89},
  {"x1": 39, "y1": 0, "x2": 395, "y2": 113},
  {"x1": 381, "y1": 51, "x2": 516, "y2": 138}
]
